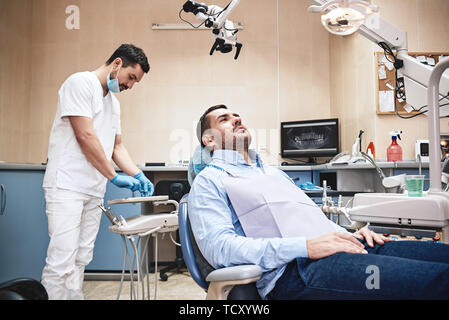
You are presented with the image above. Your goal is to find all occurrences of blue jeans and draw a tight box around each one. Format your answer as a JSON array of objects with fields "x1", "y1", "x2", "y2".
[{"x1": 267, "y1": 240, "x2": 449, "y2": 299}]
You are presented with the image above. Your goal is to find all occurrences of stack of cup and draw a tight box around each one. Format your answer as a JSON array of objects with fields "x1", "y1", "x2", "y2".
[{"x1": 405, "y1": 175, "x2": 425, "y2": 197}]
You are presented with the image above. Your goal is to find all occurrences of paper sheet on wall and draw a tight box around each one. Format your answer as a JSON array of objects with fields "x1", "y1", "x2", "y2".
[
  {"x1": 417, "y1": 56, "x2": 427, "y2": 64},
  {"x1": 378, "y1": 54, "x2": 387, "y2": 64},
  {"x1": 378, "y1": 65, "x2": 387, "y2": 80},
  {"x1": 379, "y1": 90, "x2": 395, "y2": 112},
  {"x1": 379, "y1": 53, "x2": 394, "y2": 71},
  {"x1": 384, "y1": 60, "x2": 394, "y2": 71}
]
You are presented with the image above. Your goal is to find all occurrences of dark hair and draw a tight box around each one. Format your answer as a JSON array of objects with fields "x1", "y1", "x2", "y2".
[
  {"x1": 106, "y1": 44, "x2": 150, "y2": 73},
  {"x1": 197, "y1": 104, "x2": 228, "y2": 146}
]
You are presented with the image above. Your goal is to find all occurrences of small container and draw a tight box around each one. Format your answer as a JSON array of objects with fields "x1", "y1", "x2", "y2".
[
  {"x1": 366, "y1": 142, "x2": 375, "y2": 159},
  {"x1": 405, "y1": 175, "x2": 425, "y2": 197},
  {"x1": 387, "y1": 136, "x2": 402, "y2": 162}
]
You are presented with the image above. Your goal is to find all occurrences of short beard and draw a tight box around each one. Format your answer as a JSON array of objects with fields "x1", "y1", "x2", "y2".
[{"x1": 222, "y1": 133, "x2": 251, "y2": 152}]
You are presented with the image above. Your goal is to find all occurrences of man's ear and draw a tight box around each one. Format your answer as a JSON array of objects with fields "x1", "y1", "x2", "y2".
[
  {"x1": 112, "y1": 57, "x2": 123, "y2": 69},
  {"x1": 202, "y1": 134, "x2": 215, "y2": 150}
]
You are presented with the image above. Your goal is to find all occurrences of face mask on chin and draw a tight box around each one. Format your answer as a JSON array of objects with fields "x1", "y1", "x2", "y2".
[{"x1": 107, "y1": 66, "x2": 121, "y2": 93}]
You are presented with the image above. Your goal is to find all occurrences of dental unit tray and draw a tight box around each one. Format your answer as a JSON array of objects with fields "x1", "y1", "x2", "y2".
[
  {"x1": 107, "y1": 195, "x2": 170, "y2": 205},
  {"x1": 109, "y1": 213, "x2": 179, "y2": 235},
  {"x1": 105, "y1": 195, "x2": 179, "y2": 235}
]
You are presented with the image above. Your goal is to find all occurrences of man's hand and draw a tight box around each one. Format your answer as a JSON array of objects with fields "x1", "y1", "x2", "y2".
[
  {"x1": 353, "y1": 226, "x2": 392, "y2": 248},
  {"x1": 306, "y1": 232, "x2": 368, "y2": 260}
]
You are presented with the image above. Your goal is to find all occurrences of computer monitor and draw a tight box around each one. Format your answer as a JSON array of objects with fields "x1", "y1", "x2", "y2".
[{"x1": 280, "y1": 118, "x2": 339, "y2": 163}]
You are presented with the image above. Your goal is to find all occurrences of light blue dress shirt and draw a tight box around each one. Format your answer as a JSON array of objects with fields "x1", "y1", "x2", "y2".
[{"x1": 188, "y1": 149, "x2": 348, "y2": 299}]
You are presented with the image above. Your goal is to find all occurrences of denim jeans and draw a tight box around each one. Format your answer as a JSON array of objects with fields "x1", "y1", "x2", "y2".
[{"x1": 267, "y1": 240, "x2": 449, "y2": 299}]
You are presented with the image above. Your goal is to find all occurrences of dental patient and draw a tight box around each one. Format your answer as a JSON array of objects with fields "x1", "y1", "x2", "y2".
[{"x1": 188, "y1": 104, "x2": 449, "y2": 300}]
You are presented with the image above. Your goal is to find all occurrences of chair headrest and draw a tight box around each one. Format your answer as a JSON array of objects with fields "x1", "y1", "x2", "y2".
[{"x1": 188, "y1": 145, "x2": 213, "y2": 186}]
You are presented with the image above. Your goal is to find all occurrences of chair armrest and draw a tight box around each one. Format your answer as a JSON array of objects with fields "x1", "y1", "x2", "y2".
[
  {"x1": 206, "y1": 265, "x2": 262, "y2": 282},
  {"x1": 205, "y1": 265, "x2": 262, "y2": 300}
]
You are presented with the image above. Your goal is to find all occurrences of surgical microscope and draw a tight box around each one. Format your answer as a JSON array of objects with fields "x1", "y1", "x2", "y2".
[
  {"x1": 180, "y1": 0, "x2": 243, "y2": 59},
  {"x1": 308, "y1": 0, "x2": 449, "y2": 243}
]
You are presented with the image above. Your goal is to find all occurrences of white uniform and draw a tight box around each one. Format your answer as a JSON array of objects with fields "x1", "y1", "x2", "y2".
[{"x1": 41, "y1": 71, "x2": 121, "y2": 300}]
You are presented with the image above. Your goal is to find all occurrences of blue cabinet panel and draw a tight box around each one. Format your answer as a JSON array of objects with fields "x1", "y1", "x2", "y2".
[
  {"x1": 0, "y1": 170, "x2": 145, "y2": 281},
  {"x1": 283, "y1": 171, "x2": 312, "y2": 187},
  {"x1": 0, "y1": 171, "x2": 48, "y2": 282}
]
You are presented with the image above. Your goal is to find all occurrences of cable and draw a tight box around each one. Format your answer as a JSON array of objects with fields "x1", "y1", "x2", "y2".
[
  {"x1": 117, "y1": 235, "x2": 130, "y2": 300},
  {"x1": 416, "y1": 93, "x2": 449, "y2": 112},
  {"x1": 178, "y1": 2, "x2": 228, "y2": 29},
  {"x1": 179, "y1": 1, "x2": 240, "y2": 33},
  {"x1": 178, "y1": 8, "x2": 207, "y2": 28},
  {"x1": 378, "y1": 41, "x2": 449, "y2": 119}
]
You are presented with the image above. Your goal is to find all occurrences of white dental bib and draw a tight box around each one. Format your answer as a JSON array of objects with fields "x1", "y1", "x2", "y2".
[{"x1": 212, "y1": 165, "x2": 336, "y2": 239}]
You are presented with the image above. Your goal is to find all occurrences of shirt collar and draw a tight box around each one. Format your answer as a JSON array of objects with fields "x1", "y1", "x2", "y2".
[{"x1": 212, "y1": 149, "x2": 264, "y2": 167}]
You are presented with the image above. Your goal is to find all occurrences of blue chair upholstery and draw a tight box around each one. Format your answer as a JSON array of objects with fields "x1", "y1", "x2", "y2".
[{"x1": 178, "y1": 194, "x2": 262, "y2": 300}]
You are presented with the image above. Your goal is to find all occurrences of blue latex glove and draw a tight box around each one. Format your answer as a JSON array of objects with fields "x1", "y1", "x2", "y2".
[
  {"x1": 299, "y1": 182, "x2": 323, "y2": 191},
  {"x1": 134, "y1": 171, "x2": 154, "y2": 197},
  {"x1": 110, "y1": 174, "x2": 141, "y2": 192}
]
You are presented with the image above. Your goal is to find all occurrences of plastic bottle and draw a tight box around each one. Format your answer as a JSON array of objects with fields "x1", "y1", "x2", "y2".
[
  {"x1": 366, "y1": 141, "x2": 375, "y2": 159},
  {"x1": 387, "y1": 131, "x2": 403, "y2": 162}
]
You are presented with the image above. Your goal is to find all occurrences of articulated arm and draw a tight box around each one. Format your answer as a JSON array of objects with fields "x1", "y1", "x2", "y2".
[
  {"x1": 309, "y1": 0, "x2": 449, "y2": 112},
  {"x1": 309, "y1": 0, "x2": 449, "y2": 192}
]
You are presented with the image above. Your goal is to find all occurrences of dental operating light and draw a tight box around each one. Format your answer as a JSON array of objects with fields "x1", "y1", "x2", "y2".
[{"x1": 308, "y1": 0, "x2": 378, "y2": 36}]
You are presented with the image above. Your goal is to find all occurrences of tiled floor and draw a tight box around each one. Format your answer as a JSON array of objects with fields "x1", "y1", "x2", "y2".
[{"x1": 83, "y1": 270, "x2": 206, "y2": 300}]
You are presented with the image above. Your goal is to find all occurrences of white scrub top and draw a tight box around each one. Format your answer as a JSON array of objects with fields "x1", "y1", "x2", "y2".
[{"x1": 43, "y1": 71, "x2": 121, "y2": 198}]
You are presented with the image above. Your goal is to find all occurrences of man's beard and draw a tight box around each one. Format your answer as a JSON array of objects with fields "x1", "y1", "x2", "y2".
[{"x1": 221, "y1": 133, "x2": 251, "y2": 151}]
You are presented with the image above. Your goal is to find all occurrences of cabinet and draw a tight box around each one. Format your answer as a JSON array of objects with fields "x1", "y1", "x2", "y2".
[
  {"x1": 283, "y1": 171, "x2": 312, "y2": 187},
  {"x1": 0, "y1": 170, "x2": 143, "y2": 281},
  {"x1": 0, "y1": 170, "x2": 48, "y2": 282}
]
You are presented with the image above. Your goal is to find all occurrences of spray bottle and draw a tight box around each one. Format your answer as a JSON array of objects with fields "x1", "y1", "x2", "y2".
[{"x1": 387, "y1": 130, "x2": 403, "y2": 162}]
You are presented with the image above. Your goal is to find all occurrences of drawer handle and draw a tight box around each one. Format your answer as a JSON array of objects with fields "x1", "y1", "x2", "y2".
[{"x1": 0, "y1": 184, "x2": 6, "y2": 216}]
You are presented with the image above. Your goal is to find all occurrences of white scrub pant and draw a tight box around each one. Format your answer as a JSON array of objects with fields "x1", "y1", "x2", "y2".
[{"x1": 41, "y1": 188, "x2": 103, "y2": 300}]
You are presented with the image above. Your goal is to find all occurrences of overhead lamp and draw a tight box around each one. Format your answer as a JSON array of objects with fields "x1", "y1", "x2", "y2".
[{"x1": 308, "y1": 0, "x2": 378, "y2": 36}]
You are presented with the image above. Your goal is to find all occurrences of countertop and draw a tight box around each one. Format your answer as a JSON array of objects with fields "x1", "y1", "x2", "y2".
[
  {"x1": 278, "y1": 160, "x2": 430, "y2": 171},
  {"x1": 0, "y1": 160, "x2": 431, "y2": 171}
]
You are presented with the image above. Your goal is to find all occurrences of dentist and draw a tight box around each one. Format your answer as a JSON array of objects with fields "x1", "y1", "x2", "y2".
[{"x1": 41, "y1": 44, "x2": 153, "y2": 299}]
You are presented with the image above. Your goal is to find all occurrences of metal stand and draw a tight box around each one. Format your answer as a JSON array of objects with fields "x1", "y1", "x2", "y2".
[
  {"x1": 98, "y1": 196, "x2": 179, "y2": 300},
  {"x1": 115, "y1": 228, "x2": 160, "y2": 300}
]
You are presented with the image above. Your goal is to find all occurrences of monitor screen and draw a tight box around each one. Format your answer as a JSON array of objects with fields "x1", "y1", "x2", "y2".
[{"x1": 281, "y1": 118, "x2": 339, "y2": 159}]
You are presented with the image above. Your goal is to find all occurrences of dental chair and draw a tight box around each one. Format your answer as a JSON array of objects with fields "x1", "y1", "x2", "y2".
[
  {"x1": 181, "y1": 145, "x2": 262, "y2": 300},
  {"x1": 0, "y1": 278, "x2": 48, "y2": 300},
  {"x1": 178, "y1": 194, "x2": 262, "y2": 300}
]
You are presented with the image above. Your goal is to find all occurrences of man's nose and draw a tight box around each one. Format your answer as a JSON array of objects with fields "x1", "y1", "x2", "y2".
[{"x1": 232, "y1": 117, "x2": 241, "y2": 126}]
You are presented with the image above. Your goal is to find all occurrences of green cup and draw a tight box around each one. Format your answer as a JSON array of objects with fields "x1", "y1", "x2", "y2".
[{"x1": 405, "y1": 175, "x2": 425, "y2": 197}]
